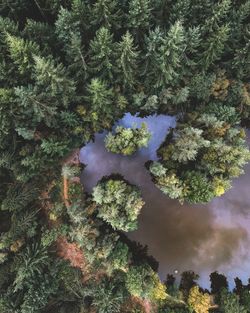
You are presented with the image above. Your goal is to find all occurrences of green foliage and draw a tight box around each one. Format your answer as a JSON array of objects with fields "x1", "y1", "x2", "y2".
[
  {"x1": 125, "y1": 264, "x2": 153, "y2": 298},
  {"x1": 81, "y1": 78, "x2": 126, "y2": 133},
  {"x1": 1, "y1": 183, "x2": 38, "y2": 212},
  {"x1": 0, "y1": 2, "x2": 250, "y2": 312},
  {"x1": 170, "y1": 127, "x2": 210, "y2": 163},
  {"x1": 108, "y1": 241, "x2": 130, "y2": 272},
  {"x1": 5, "y1": 33, "x2": 40, "y2": 76},
  {"x1": 128, "y1": 0, "x2": 152, "y2": 30},
  {"x1": 148, "y1": 109, "x2": 250, "y2": 203},
  {"x1": 93, "y1": 177, "x2": 144, "y2": 231},
  {"x1": 90, "y1": 278, "x2": 124, "y2": 313},
  {"x1": 115, "y1": 31, "x2": 139, "y2": 88},
  {"x1": 41, "y1": 225, "x2": 69, "y2": 248},
  {"x1": 89, "y1": 27, "x2": 115, "y2": 80},
  {"x1": 188, "y1": 286, "x2": 210, "y2": 313},
  {"x1": 33, "y1": 55, "x2": 76, "y2": 107},
  {"x1": 145, "y1": 21, "x2": 185, "y2": 89},
  {"x1": 202, "y1": 24, "x2": 230, "y2": 70},
  {"x1": 125, "y1": 263, "x2": 166, "y2": 300},
  {"x1": 220, "y1": 288, "x2": 248, "y2": 313},
  {"x1": 12, "y1": 243, "x2": 49, "y2": 291},
  {"x1": 90, "y1": 0, "x2": 122, "y2": 29},
  {"x1": 105, "y1": 123, "x2": 151, "y2": 155}
]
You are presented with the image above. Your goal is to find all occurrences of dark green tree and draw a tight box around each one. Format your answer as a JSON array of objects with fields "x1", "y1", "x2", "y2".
[
  {"x1": 115, "y1": 31, "x2": 139, "y2": 88},
  {"x1": 89, "y1": 27, "x2": 115, "y2": 80}
]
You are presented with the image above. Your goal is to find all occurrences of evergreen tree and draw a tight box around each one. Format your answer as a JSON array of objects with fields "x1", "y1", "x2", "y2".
[
  {"x1": 90, "y1": 0, "x2": 122, "y2": 29},
  {"x1": 5, "y1": 33, "x2": 40, "y2": 76},
  {"x1": 92, "y1": 177, "x2": 144, "y2": 231},
  {"x1": 83, "y1": 78, "x2": 116, "y2": 130},
  {"x1": 33, "y1": 55, "x2": 76, "y2": 107},
  {"x1": 145, "y1": 21, "x2": 185, "y2": 89},
  {"x1": 201, "y1": 24, "x2": 230, "y2": 70},
  {"x1": 220, "y1": 289, "x2": 248, "y2": 313},
  {"x1": 115, "y1": 31, "x2": 139, "y2": 88},
  {"x1": 105, "y1": 123, "x2": 151, "y2": 155},
  {"x1": 127, "y1": 0, "x2": 152, "y2": 32},
  {"x1": 89, "y1": 27, "x2": 115, "y2": 80}
]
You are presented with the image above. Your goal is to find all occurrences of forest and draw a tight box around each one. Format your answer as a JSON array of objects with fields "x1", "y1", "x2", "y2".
[{"x1": 0, "y1": 0, "x2": 250, "y2": 312}]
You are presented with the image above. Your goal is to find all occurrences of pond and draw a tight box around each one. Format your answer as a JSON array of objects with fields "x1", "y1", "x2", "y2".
[{"x1": 80, "y1": 113, "x2": 250, "y2": 289}]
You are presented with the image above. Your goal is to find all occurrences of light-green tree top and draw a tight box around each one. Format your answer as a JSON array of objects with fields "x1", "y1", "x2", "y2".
[
  {"x1": 105, "y1": 122, "x2": 151, "y2": 156},
  {"x1": 92, "y1": 176, "x2": 144, "y2": 231}
]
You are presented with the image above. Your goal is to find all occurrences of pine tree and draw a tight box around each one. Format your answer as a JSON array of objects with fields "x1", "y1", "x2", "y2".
[
  {"x1": 33, "y1": 55, "x2": 76, "y2": 107},
  {"x1": 105, "y1": 123, "x2": 151, "y2": 155},
  {"x1": 1, "y1": 183, "x2": 38, "y2": 212},
  {"x1": 115, "y1": 31, "x2": 139, "y2": 88},
  {"x1": 145, "y1": 21, "x2": 185, "y2": 89},
  {"x1": 22, "y1": 19, "x2": 56, "y2": 55},
  {"x1": 127, "y1": 0, "x2": 152, "y2": 31},
  {"x1": 233, "y1": 28, "x2": 250, "y2": 79},
  {"x1": 201, "y1": 24, "x2": 230, "y2": 70},
  {"x1": 169, "y1": 0, "x2": 191, "y2": 24},
  {"x1": 91, "y1": 279, "x2": 124, "y2": 313},
  {"x1": 88, "y1": 27, "x2": 115, "y2": 80},
  {"x1": 93, "y1": 177, "x2": 144, "y2": 231},
  {"x1": 84, "y1": 78, "x2": 113, "y2": 114},
  {"x1": 5, "y1": 33, "x2": 40, "y2": 76},
  {"x1": 90, "y1": 0, "x2": 122, "y2": 29},
  {"x1": 203, "y1": 0, "x2": 232, "y2": 33}
]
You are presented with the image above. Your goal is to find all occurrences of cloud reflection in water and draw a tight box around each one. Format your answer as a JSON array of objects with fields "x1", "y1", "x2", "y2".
[{"x1": 80, "y1": 114, "x2": 250, "y2": 288}]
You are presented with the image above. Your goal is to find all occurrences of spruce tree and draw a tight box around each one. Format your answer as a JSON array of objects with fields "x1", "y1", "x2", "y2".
[
  {"x1": 5, "y1": 33, "x2": 40, "y2": 76},
  {"x1": 93, "y1": 177, "x2": 144, "y2": 231},
  {"x1": 90, "y1": 0, "x2": 122, "y2": 29},
  {"x1": 89, "y1": 27, "x2": 115, "y2": 81},
  {"x1": 115, "y1": 31, "x2": 139, "y2": 88},
  {"x1": 33, "y1": 55, "x2": 76, "y2": 107},
  {"x1": 84, "y1": 78, "x2": 116, "y2": 130},
  {"x1": 127, "y1": 0, "x2": 153, "y2": 31},
  {"x1": 145, "y1": 21, "x2": 185, "y2": 89},
  {"x1": 201, "y1": 24, "x2": 230, "y2": 70}
]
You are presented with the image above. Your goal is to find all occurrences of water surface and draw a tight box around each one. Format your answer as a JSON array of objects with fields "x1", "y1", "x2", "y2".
[{"x1": 80, "y1": 113, "x2": 250, "y2": 288}]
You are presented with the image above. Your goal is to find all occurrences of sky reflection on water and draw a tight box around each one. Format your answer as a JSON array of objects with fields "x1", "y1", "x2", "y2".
[{"x1": 80, "y1": 113, "x2": 250, "y2": 288}]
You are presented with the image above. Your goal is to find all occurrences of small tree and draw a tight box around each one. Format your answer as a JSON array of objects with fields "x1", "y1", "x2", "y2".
[
  {"x1": 188, "y1": 286, "x2": 210, "y2": 313},
  {"x1": 92, "y1": 176, "x2": 144, "y2": 231},
  {"x1": 105, "y1": 123, "x2": 151, "y2": 156},
  {"x1": 220, "y1": 288, "x2": 248, "y2": 313},
  {"x1": 125, "y1": 263, "x2": 167, "y2": 300}
]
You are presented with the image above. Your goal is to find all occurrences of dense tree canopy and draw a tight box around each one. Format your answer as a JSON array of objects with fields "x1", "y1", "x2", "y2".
[
  {"x1": 148, "y1": 106, "x2": 250, "y2": 203},
  {"x1": 92, "y1": 176, "x2": 144, "y2": 231},
  {"x1": 105, "y1": 122, "x2": 151, "y2": 155},
  {"x1": 0, "y1": 0, "x2": 250, "y2": 312}
]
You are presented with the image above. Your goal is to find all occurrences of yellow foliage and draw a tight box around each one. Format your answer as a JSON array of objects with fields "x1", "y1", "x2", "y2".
[
  {"x1": 188, "y1": 286, "x2": 210, "y2": 313},
  {"x1": 76, "y1": 105, "x2": 86, "y2": 116},
  {"x1": 211, "y1": 71, "x2": 230, "y2": 100},
  {"x1": 49, "y1": 212, "x2": 58, "y2": 221},
  {"x1": 214, "y1": 185, "x2": 225, "y2": 196},
  {"x1": 10, "y1": 238, "x2": 24, "y2": 252},
  {"x1": 239, "y1": 129, "x2": 246, "y2": 139},
  {"x1": 151, "y1": 274, "x2": 167, "y2": 301},
  {"x1": 122, "y1": 146, "x2": 135, "y2": 155},
  {"x1": 212, "y1": 177, "x2": 230, "y2": 197},
  {"x1": 242, "y1": 84, "x2": 250, "y2": 106}
]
